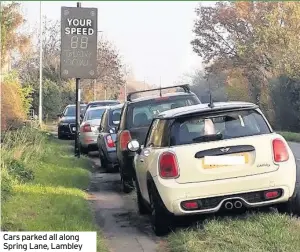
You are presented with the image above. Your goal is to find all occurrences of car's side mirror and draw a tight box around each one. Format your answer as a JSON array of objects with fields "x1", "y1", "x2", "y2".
[
  {"x1": 127, "y1": 140, "x2": 140, "y2": 153},
  {"x1": 57, "y1": 113, "x2": 62, "y2": 118}
]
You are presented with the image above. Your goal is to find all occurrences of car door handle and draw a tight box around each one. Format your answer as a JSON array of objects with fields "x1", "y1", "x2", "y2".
[{"x1": 140, "y1": 159, "x2": 144, "y2": 162}]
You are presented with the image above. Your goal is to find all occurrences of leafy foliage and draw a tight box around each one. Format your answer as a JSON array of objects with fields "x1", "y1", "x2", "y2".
[
  {"x1": 0, "y1": 2, "x2": 30, "y2": 65},
  {"x1": 191, "y1": 2, "x2": 300, "y2": 131},
  {"x1": 1, "y1": 71, "x2": 32, "y2": 131}
]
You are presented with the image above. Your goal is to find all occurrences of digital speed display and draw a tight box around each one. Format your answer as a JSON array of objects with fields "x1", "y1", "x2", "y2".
[{"x1": 60, "y1": 7, "x2": 98, "y2": 79}]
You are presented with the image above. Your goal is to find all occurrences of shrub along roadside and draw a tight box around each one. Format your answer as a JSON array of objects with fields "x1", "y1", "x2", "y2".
[
  {"x1": 1, "y1": 128, "x2": 108, "y2": 252},
  {"x1": 162, "y1": 213, "x2": 300, "y2": 252},
  {"x1": 278, "y1": 131, "x2": 300, "y2": 143}
]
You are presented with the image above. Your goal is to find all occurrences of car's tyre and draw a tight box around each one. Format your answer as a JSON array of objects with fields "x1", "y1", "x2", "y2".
[
  {"x1": 148, "y1": 181, "x2": 173, "y2": 236},
  {"x1": 121, "y1": 176, "x2": 134, "y2": 194},
  {"x1": 80, "y1": 145, "x2": 89, "y2": 155},
  {"x1": 135, "y1": 179, "x2": 150, "y2": 215},
  {"x1": 99, "y1": 150, "x2": 107, "y2": 169},
  {"x1": 58, "y1": 131, "x2": 64, "y2": 139},
  {"x1": 277, "y1": 184, "x2": 300, "y2": 215}
]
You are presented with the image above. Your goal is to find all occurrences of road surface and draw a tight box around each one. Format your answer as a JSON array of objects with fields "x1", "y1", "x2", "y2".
[
  {"x1": 88, "y1": 154, "x2": 160, "y2": 252},
  {"x1": 88, "y1": 142, "x2": 299, "y2": 252}
]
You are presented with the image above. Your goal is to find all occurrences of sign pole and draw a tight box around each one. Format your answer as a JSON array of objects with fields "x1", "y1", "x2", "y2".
[{"x1": 75, "y1": 1, "x2": 81, "y2": 158}]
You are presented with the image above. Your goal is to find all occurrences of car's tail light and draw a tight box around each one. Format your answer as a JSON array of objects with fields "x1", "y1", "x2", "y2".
[
  {"x1": 81, "y1": 123, "x2": 92, "y2": 132},
  {"x1": 181, "y1": 200, "x2": 199, "y2": 210},
  {"x1": 106, "y1": 135, "x2": 115, "y2": 148},
  {"x1": 159, "y1": 151, "x2": 179, "y2": 179},
  {"x1": 264, "y1": 190, "x2": 280, "y2": 200},
  {"x1": 272, "y1": 138, "x2": 289, "y2": 162},
  {"x1": 120, "y1": 130, "x2": 131, "y2": 151}
]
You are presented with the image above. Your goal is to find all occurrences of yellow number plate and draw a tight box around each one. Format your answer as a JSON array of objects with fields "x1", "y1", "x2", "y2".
[{"x1": 202, "y1": 153, "x2": 249, "y2": 169}]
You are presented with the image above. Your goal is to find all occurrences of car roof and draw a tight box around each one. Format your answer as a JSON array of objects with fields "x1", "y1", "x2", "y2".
[
  {"x1": 67, "y1": 104, "x2": 86, "y2": 107},
  {"x1": 128, "y1": 92, "x2": 196, "y2": 103},
  {"x1": 85, "y1": 106, "x2": 108, "y2": 112},
  {"x1": 156, "y1": 101, "x2": 258, "y2": 119},
  {"x1": 87, "y1": 100, "x2": 119, "y2": 105},
  {"x1": 107, "y1": 103, "x2": 124, "y2": 110}
]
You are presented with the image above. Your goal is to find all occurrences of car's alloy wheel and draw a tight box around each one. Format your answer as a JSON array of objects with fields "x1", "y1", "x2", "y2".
[
  {"x1": 135, "y1": 180, "x2": 149, "y2": 215},
  {"x1": 148, "y1": 184, "x2": 172, "y2": 236}
]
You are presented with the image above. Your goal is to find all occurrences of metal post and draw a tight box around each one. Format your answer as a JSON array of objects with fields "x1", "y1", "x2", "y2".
[
  {"x1": 75, "y1": 1, "x2": 81, "y2": 157},
  {"x1": 124, "y1": 65, "x2": 127, "y2": 102},
  {"x1": 93, "y1": 79, "x2": 96, "y2": 100},
  {"x1": 38, "y1": 1, "x2": 43, "y2": 125}
]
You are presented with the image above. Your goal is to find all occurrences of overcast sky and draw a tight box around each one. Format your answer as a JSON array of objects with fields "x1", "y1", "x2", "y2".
[{"x1": 21, "y1": 1, "x2": 215, "y2": 87}]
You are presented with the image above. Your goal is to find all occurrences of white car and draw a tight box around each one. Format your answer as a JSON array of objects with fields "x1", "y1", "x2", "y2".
[
  {"x1": 79, "y1": 106, "x2": 107, "y2": 154},
  {"x1": 127, "y1": 102, "x2": 300, "y2": 236}
]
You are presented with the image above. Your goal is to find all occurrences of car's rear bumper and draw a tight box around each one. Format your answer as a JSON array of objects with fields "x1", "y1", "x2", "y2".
[
  {"x1": 153, "y1": 164, "x2": 297, "y2": 216},
  {"x1": 80, "y1": 132, "x2": 98, "y2": 149}
]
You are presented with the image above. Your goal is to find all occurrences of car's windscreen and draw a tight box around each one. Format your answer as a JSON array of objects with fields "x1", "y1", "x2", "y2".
[
  {"x1": 64, "y1": 106, "x2": 86, "y2": 116},
  {"x1": 130, "y1": 96, "x2": 198, "y2": 128},
  {"x1": 80, "y1": 106, "x2": 86, "y2": 114},
  {"x1": 85, "y1": 108, "x2": 106, "y2": 120},
  {"x1": 109, "y1": 108, "x2": 122, "y2": 126},
  {"x1": 170, "y1": 109, "x2": 271, "y2": 146}
]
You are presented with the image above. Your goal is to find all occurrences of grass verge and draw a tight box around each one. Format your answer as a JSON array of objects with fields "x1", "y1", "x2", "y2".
[
  {"x1": 163, "y1": 213, "x2": 300, "y2": 252},
  {"x1": 1, "y1": 129, "x2": 108, "y2": 252},
  {"x1": 278, "y1": 131, "x2": 300, "y2": 142}
]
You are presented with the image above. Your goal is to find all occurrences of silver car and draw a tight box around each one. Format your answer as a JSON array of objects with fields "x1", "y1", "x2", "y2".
[{"x1": 79, "y1": 106, "x2": 107, "y2": 154}]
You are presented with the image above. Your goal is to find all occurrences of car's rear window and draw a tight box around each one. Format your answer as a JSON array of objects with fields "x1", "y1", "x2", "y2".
[
  {"x1": 170, "y1": 109, "x2": 271, "y2": 146},
  {"x1": 85, "y1": 108, "x2": 106, "y2": 120},
  {"x1": 130, "y1": 96, "x2": 198, "y2": 128},
  {"x1": 109, "y1": 108, "x2": 122, "y2": 126}
]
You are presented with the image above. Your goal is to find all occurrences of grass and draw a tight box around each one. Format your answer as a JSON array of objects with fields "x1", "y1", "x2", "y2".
[
  {"x1": 163, "y1": 213, "x2": 300, "y2": 252},
  {"x1": 278, "y1": 131, "x2": 300, "y2": 142},
  {"x1": 1, "y1": 128, "x2": 108, "y2": 252}
]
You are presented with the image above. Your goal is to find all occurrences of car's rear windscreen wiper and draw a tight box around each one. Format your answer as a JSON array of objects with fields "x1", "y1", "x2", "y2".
[{"x1": 192, "y1": 134, "x2": 223, "y2": 143}]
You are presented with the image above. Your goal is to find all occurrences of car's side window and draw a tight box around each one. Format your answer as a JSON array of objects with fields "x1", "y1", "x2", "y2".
[
  {"x1": 145, "y1": 119, "x2": 159, "y2": 147},
  {"x1": 100, "y1": 111, "x2": 107, "y2": 132},
  {"x1": 145, "y1": 119, "x2": 166, "y2": 148}
]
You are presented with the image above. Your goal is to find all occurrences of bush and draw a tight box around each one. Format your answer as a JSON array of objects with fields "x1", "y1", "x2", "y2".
[
  {"x1": 1, "y1": 71, "x2": 32, "y2": 131},
  {"x1": 0, "y1": 127, "x2": 45, "y2": 201}
]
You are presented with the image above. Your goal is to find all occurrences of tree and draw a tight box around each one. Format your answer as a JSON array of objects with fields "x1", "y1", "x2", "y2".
[
  {"x1": 187, "y1": 70, "x2": 228, "y2": 103},
  {"x1": 1, "y1": 2, "x2": 30, "y2": 66},
  {"x1": 15, "y1": 18, "x2": 76, "y2": 118},
  {"x1": 191, "y1": 1, "x2": 300, "y2": 126},
  {"x1": 81, "y1": 39, "x2": 125, "y2": 101}
]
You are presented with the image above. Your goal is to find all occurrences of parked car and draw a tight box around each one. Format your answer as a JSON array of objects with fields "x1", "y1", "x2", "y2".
[
  {"x1": 127, "y1": 101, "x2": 299, "y2": 236},
  {"x1": 79, "y1": 106, "x2": 107, "y2": 154},
  {"x1": 97, "y1": 104, "x2": 123, "y2": 171},
  {"x1": 116, "y1": 84, "x2": 201, "y2": 193},
  {"x1": 57, "y1": 104, "x2": 87, "y2": 139},
  {"x1": 82, "y1": 100, "x2": 120, "y2": 117}
]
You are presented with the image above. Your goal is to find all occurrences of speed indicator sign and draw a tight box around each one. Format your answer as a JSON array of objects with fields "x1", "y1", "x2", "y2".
[{"x1": 60, "y1": 7, "x2": 98, "y2": 79}]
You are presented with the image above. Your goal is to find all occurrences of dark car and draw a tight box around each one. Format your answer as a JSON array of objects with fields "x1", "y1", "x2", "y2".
[
  {"x1": 97, "y1": 104, "x2": 123, "y2": 172},
  {"x1": 83, "y1": 100, "x2": 120, "y2": 117},
  {"x1": 116, "y1": 84, "x2": 201, "y2": 193},
  {"x1": 57, "y1": 104, "x2": 87, "y2": 139}
]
